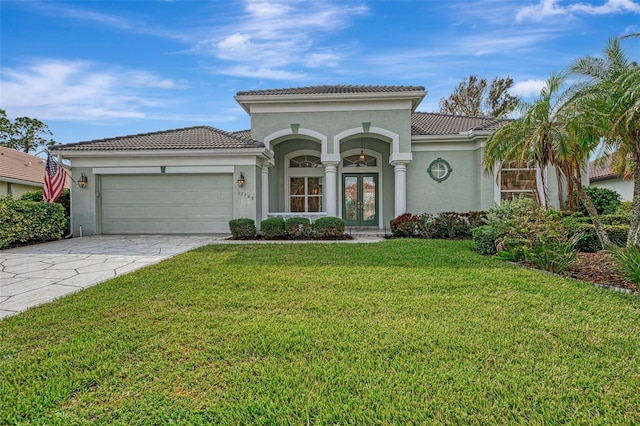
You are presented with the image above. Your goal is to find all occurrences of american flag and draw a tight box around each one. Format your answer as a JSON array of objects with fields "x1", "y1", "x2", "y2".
[{"x1": 43, "y1": 154, "x2": 66, "y2": 203}]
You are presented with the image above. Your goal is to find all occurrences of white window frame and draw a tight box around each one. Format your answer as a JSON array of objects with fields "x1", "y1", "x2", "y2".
[{"x1": 494, "y1": 162, "x2": 544, "y2": 204}]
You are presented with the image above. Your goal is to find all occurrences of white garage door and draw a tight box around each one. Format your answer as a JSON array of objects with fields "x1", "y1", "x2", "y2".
[{"x1": 101, "y1": 174, "x2": 233, "y2": 234}]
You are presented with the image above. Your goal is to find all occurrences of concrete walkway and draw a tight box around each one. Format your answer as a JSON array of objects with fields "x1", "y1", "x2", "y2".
[{"x1": 0, "y1": 233, "x2": 384, "y2": 319}]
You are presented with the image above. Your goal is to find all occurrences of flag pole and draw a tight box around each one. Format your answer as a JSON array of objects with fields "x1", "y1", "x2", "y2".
[{"x1": 44, "y1": 149, "x2": 80, "y2": 187}]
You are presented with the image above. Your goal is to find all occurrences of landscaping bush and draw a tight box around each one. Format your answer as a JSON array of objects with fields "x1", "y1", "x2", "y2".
[
  {"x1": 390, "y1": 213, "x2": 419, "y2": 237},
  {"x1": 433, "y1": 211, "x2": 471, "y2": 238},
  {"x1": 228, "y1": 218, "x2": 256, "y2": 239},
  {"x1": 611, "y1": 246, "x2": 640, "y2": 285},
  {"x1": 567, "y1": 223, "x2": 628, "y2": 252},
  {"x1": 468, "y1": 211, "x2": 487, "y2": 229},
  {"x1": 313, "y1": 216, "x2": 346, "y2": 238},
  {"x1": 524, "y1": 234, "x2": 579, "y2": 274},
  {"x1": 260, "y1": 217, "x2": 287, "y2": 239},
  {"x1": 578, "y1": 186, "x2": 621, "y2": 215},
  {"x1": 416, "y1": 213, "x2": 437, "y2": 238},
  {"x1": 0, "y1": 197, "x2": 67, "y2": 249},
  {"x1": 285, "y1": 217, "x2": 311, "y2": 238},
  {"x1": 20, "y1": 189, "x2": 71, "y2": 217},
  {"x1": 617, "y1": 201, "x2": 632, "y2": 217},
  {"x1": 472, "y1": 226, "x2": 497, "y2": 255}
]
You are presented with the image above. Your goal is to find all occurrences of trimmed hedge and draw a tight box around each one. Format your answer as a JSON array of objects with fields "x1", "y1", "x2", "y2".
[
  {"x1": 228, "y1": 218, "x2": 256, "y2": 239},
  {"x1": 313, "y1": 216, "x2": 346, "y2": 238},
  {"x1": 285, "y1": 217, "x2": 311, "y2": 238},
  {"x1": 0, "y1": 197, "x2": 67, "y2": 249},
  {"x1": 260, "y1": 217, "x2": 287, "y2": 239},
  {"x1": 567, "y1": 223, "x2": 629, "y2": 252}
]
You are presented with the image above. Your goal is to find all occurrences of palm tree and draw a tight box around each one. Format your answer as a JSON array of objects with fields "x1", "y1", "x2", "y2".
[
  {"x1": 483, "y1": 72, "x2": 566, "y2": 208},
  {"x1": 570, "y1": 37, "x2": 640, "y2": 246},
  {"x1": 483, "y1": 73, "x2": 612, "y2": 248}
]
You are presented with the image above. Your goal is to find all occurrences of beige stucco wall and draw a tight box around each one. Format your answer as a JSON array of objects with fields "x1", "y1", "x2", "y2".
[{"x1": 0, "y1": 181, "x2": 42, "y2": 198}]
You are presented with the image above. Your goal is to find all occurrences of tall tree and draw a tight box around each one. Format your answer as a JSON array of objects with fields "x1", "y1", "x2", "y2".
[
  {"x1": 569, "y1": 37, "x2": 640, "y2": 246},
  {"x1": 483, "y1": 73, "x2": 612, "y2": 247},
  {"x1": 0, "y1": 109, "x2": 56, "y2": 153},
  {"x1": 439, "y1": 75, "x2": 519, "y2": 118}
]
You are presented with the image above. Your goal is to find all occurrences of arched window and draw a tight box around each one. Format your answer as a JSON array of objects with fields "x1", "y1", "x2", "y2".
[{"x1": 343, "y1": 154, "x2": 377, "y2": 168}]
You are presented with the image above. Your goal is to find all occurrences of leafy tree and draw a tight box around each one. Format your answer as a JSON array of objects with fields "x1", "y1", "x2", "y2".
[
  {"x1": 569, "y1": 36, "x2": 640, "y2": 246},
  {"x1": 438, "y1": 75, "x2": 519, "y2": 118},
  {"x1": 0, "y1": 109, "x2": 56, "y2": 153}
]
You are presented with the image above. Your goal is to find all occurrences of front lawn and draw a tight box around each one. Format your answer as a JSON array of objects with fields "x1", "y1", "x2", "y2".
[{"x1": 2, "y1": 240, "x2": 640, "y2": 424}]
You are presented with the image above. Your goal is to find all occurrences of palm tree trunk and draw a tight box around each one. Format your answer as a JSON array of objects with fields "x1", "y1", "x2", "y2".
[
  {"x1": 627, "y1": 156, "x2": 640, "y2": 247},
  {"x1": 574, "y1": 170, "x2": 612, "y2": 249}
]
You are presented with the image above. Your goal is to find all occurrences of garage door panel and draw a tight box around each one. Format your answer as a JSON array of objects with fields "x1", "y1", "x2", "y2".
[{"x1": 101, "y1": 174, "x2": 233, "y2": 234}]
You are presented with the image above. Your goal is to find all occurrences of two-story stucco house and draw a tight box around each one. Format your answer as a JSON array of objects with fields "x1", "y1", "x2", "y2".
[{"x1": 51, "y1": 85, "x2": 559, "y2": 235}]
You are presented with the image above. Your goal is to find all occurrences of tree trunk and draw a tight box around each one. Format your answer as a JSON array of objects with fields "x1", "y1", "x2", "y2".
[
  {"x1": 574, "y1": 171, "x2": 612, "y2": 249},
  {"x1": 627, "y1": 155, "x2": 640, "y2": 247},
  {"x1": 555, "y1": 167, "x2": 565, "y2": 209}
]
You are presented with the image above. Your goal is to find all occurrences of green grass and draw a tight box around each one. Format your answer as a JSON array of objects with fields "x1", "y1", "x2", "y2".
[{"x1": 2, "y1": 239, "x2": 640, "y2": 424}]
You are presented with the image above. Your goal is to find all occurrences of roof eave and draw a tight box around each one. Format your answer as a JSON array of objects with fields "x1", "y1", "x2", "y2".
[
  {"x1": 235, "y1": 90, "x2": 427, "y2": 113},
  {"x1": 50, "y1": 147, "x2": 271, "y2": 159}
]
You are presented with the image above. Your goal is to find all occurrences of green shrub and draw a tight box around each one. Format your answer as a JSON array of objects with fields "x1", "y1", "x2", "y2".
[
  {"x1": 260, "y1": 217, "x2": 287, "y2": 239},
  {"x1": 472, "y1": 226, "x2": 497, "y2": 255},
  {"x1": 578, "y1": 186, "x2": 621, "y2": 215},
  {"x1": 228, "y1": 218, "x2": 256, "y2": 239},
  {"x1": 416, "y1": 213, "x2": 436, "y2": 238},
  {"x1": 468, "y1": 211, "x2": 487, "y2": 229},
  {"x1": 611, "y1": 246, "x2": 640, "y2": 285},
  {"x1": 0, "y1": 197, "x2": 67, "y2": 249},
  {"x1": 20, "y1": 189, "x2": 71, "y2": 217},
  {"x1": 313, "y1": 216, "x2": 346, "y2": 238},
  {"x1": 390, "y1": 213, "x2": 419, "y2": 237},
  {"x1": 567, "y1": 223, "x2": 628, "y2": 252},
  {"x1": 617, "y1": 201, "x2": 632, "y2": 217},
  {"x1": 524, "y1": 235, "x2": 579, "y2": 274},
  {"x1": 433, "y1": 211, "x2": 471, "y2": 239},
  {"x1": 285, "y1": 217, "x2": 311, "y2": 238}
]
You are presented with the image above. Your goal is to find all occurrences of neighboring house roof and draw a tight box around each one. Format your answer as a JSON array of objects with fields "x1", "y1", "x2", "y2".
[
  {"x1": 52, "y1": 126, "x2": 264, "y2": 151},
  {"x1": 0, "y1": 146, "x2": 70, "y2": 188},
  {"x1": 236, "y1": 85, "x2": 426, "y2": 96},
  {"x1": 589, "y1": 156, "x2": 632, "y2": 182},
  {"x1": 411, "y1": 112, "x2": 510, "y2": 136}
]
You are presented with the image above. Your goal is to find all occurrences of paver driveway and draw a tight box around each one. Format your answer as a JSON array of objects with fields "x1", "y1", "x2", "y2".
[{"x1": 0, "y1": 235, "x2": 226, "y2": 319}]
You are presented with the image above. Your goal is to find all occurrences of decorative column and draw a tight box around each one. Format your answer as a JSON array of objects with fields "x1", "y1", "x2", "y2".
[
  {"x1": 261, "y1": 163, "x2": 270, "y2": 221},
  {"x1": 323, "y1": 161, "x2": 339, "y2": 217},
  {"x1": 391, "y1": 160, "x2": 409, "y2": 217}
]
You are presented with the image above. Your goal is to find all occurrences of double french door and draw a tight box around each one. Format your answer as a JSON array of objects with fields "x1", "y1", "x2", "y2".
[{"x1": 342, "y1": 174, "x2": 378, "y2": 227}]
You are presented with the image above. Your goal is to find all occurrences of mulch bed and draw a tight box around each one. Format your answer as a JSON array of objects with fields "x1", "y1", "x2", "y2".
[{"x1": 564, "y1": 251, "x2": 637, "y2": 292}]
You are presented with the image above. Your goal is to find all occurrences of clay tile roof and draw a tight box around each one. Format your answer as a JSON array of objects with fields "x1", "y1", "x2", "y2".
[
  {"x1": 52, "y1": 126, "x2": 264, "y2": 151},
  {"x1": 236, "y1": 85, "x2": 426, "y2": 96},
  {"x1": 411, "y1": 112, "x2": 510, "y2": 136},
  {"x1": 0, "y1": 147, "x2": 70, "y2": 188},
  {"x1": 589, "y1": 157, "x2": 617, "y2": 181}
]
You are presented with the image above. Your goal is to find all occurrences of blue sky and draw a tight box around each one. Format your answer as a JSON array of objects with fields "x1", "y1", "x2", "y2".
[{"x1": 1, "y1": 0, "x2": 639, "y2": 145}]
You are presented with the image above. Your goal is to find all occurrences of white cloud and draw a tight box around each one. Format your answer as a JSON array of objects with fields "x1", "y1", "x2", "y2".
[
  {"x1": 0, "y1": 59, "x2": 188, "y2": 121},
  {"x1": 569, "y1": 0, "x2": 640, "y2": 14},
  {"x1": 512, "y1": 79, "x2": 547, "y2": 97},
  {"x1": 517, "y1": 0, "x2": 640, "y2": 22},
  {"x1": 195, "y1": 0, "x2": 368, "y2": 78}
]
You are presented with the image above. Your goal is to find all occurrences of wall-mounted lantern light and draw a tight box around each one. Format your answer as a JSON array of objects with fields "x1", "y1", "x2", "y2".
[
  {"x1": 237, "y1": 173, "x2": 246, "y2": 187},
  {"x1": 78, "y1": 173, "x2": 88, "y2": 188}
]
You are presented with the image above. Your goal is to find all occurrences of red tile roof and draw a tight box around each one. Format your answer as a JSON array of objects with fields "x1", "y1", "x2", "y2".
[{"x1": 0, "y1": 147, "x2": 70, "y2": 188}]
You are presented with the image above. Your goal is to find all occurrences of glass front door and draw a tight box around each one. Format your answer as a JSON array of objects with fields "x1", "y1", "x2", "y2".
[{"x1": 343, "y1": 174, "x2": 378, "y2": 226}]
